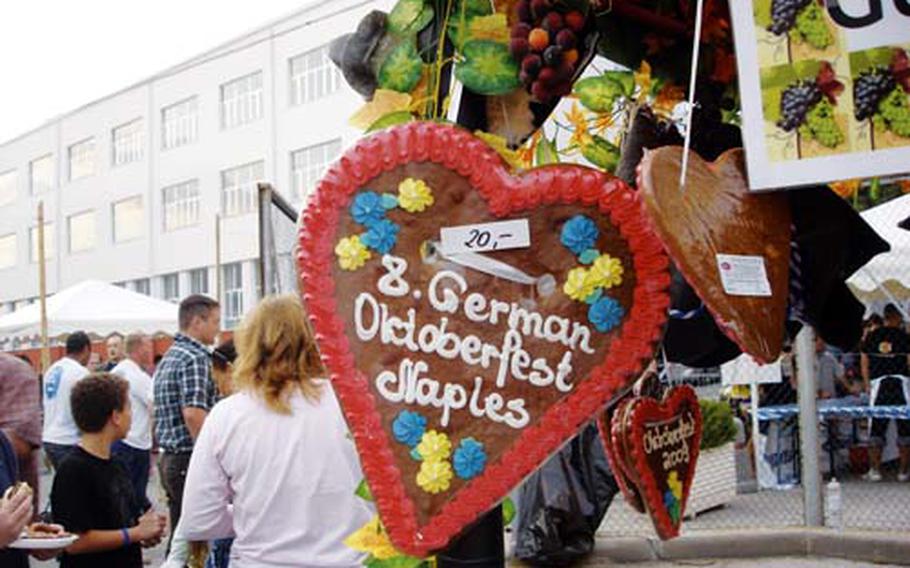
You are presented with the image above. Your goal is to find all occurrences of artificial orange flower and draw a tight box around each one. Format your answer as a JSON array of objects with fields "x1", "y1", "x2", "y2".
[
  {"x1": 899, "y1": 179, "x2": 910, "y2": 194},
  {"x1": 654, "y1": 84, "x2": 686, "y2": 116},
  {"x1": 516, "y1": 130, "x2": 541, "y2": 168},
  {"x1": 710, "y1": 49, "x2": 737, "y2": 85},
  {"x1": 634, "y1": 61, "x2": 652, "y2": 103},
  {"x1": 829, "y1": 179, "x2": 861, "y2": 199},
  {"x1": 565, "y1": 102, "x2": 590, "y2": 147}
]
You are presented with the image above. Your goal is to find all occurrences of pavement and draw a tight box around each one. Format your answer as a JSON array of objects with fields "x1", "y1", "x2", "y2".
[{"x1": 29, "y1": 454, "x2": 910, "y2": 567}]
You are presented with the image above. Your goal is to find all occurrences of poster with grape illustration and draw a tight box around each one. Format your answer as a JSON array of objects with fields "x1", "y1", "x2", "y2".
[{"x1": 730, "y1": 0, "x2": 910, "y2": 190}]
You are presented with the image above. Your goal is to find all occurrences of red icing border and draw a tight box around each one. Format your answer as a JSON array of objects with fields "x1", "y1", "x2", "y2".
[
  {"x1": 625, "y1": 385, "x2": 703, "y2": 540},
  {"x1": 297, "y1": 122, "x2": 670, "y2": 556}
]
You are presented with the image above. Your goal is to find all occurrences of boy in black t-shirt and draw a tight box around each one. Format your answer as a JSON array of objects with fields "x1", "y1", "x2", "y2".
[
  {"x1": 861, "y1": 304, "x2": 910, "y2": 482},
  {"x1": 51, "y1": 374, "x2": 166, "y2": 567}
]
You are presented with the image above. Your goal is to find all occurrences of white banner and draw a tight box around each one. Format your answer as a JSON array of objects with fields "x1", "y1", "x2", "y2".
[{"x1": 729, "y1": 0, "x2": 910, "y2": 190}]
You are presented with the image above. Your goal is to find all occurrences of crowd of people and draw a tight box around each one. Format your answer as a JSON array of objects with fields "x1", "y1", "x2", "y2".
[{"x1": 0, "y1": 293, "x2": 370, "y2": 567}]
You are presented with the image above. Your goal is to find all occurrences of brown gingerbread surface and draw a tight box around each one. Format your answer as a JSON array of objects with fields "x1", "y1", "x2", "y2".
[{"x1": 331, "y1": 162, "x2": 636, "y2": 523}]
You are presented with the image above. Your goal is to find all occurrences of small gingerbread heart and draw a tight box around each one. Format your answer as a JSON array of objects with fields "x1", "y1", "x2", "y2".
[
  {"x1": 599, "y1": 395, "x2": 645, "y2": 513},
  {"x1": 638, "y1": 147, "x2": 791, "y2": 364},
  {"x1": 624, "y1": 385, "x2": 702, "y2": 540}
]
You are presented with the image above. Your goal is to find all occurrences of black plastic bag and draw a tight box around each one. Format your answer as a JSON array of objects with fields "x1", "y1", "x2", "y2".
[{"x1": 514, "y1": 422, "x2": 618, "y2": 567}]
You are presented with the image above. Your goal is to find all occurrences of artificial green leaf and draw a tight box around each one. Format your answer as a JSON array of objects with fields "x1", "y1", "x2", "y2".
[
  {"x1": 573, "y1": 76, "x2": 625, "y2": 112},
  {"x1": 379, "y1": 40, "x2": 424, "y2": 93},
  {"x1": 455, "y1": 0, "x2": 493, "y2": 17},
  {"x1": 367, "y1": 111, "x2": 415, "y2": 132},
  {"x1": 354, "y1": 478, "x2": 375, "y2": 501},
  {"x1": 401, "y1": 4, "x2": 434, "y2": 36},
  {"x1": 581, "y1": 135, "x2": 620, "y2": 172},
  {"x1": 535, "y1": 136, "x2": 560, "y2": 165},
  {"x1": 605, "y1": 71, "x2": 635, "y2": 98},
  {"x1": 388, "y1": 0, "x2": 426, "y2": 36},
  {"x1": 365, "y1": 555, "x2": 426, "y2": 568},
  {"x1": 455, "y1": 40, "x2": 521, "y2": 96},
  {"x1": 448, "y1": 15, "x2": 473, "y2": 51},
  {"x1": 502, "y1": 497, "x2": 516, "y2": 526},
  {"x1": 753, "y1": 0, "x2": 772, "y2": 28},
  {"x1": 870, "y1": 177, "x2": 882, "y2": 201}
]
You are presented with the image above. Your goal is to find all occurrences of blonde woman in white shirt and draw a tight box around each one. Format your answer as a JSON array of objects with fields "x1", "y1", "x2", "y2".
[{"x1": 179, "y1": 295, "x2": 371, "y2": 567}]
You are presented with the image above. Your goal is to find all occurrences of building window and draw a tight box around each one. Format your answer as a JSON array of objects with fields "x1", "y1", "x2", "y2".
[
  {"x1": 67, "y1": 211, "x2": 96, "y2": 253},
  {"x1": 0, "y1": 234, "x2": 17, "y2": 269},
  {"x1": 162, "y1": 273, "x2": 180, "y2": 303},
  {"x1": 0, "y1": 170, "x2": 16, "y2": 207},
  {"x1": 289, "y1": 46, "x2": 341, "y2": 105},
  {"x1": 30, "y1": 155, "x2": 54, "y2": 194},
  {"x1": 221, "y1": 72, "x2": 263, "y2": 129},
  {"x1": 112, "y1": 196, "x2": 144, "y2": 242},
  {"x1": 68, "y1": 138, "x2": 96, "y2": 181},
  {"x1": 162, "y1": 97, "x2": 198, "y2": 150},
  {"x1": 29, "y1": 224, "x2": 55, "y2": 262},
  {"x1": 112, "y1": 119, "x2": 144, "y2": 166},
  {"x1": 290, "y1": 139, "x2": 341, "y2": 202},
  {"x1": 221, "y1": 160, "x2": 264, "y2": 217},
  {"x1": 162, "y1": 179, "x2": 200, "y2": 231},
  {"x1": 133, "y1": 278, "x2": 150, "y2": 295},
  {"x1": 222, "y1": 262, "x2": 243, "y2": 328},
  {"x1": 190, "y1": 267, "x2": 209, "y2": 295}
]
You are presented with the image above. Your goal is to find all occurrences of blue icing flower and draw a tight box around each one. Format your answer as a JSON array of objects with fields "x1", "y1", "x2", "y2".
[
  {"x1": 588, "y1": 296, "x2": 624, "y2": 333},
  {"x1": 453, "y1": 437, "x2": 487, "y2": 480},
  {"x1": 381, "y1": 193, "x2": 400, "y2": 210},
  {"x1": 350, "y1": 191, "x2": 386, "y2": 226},
  {"x1": 561, "y1": 215, "x2": 599, "y2": 255},
  {"x1": 392, "y1": 410, "x2": 427, "y2": 448},
  {"x1": 361, "y1": 219, "x2": 400, "y2": 254},
  {"x1": 579, "y1": 248, "x2": 600, "y2": 265}
]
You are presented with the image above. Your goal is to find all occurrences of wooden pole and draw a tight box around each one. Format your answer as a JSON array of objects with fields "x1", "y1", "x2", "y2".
[{"x1": 37, "y1": 202, "x2": 50, "y2": 373}]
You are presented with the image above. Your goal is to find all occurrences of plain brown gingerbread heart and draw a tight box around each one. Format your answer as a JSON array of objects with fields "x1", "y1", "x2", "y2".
[{"x1": 638, "y1": 147, "x2": 791, "y2": 364}]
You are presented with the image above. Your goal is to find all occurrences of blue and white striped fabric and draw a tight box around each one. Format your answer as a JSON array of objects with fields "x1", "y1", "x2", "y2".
[{"x1": 757, "y1": 404, "x2": 910, "y2": 421}]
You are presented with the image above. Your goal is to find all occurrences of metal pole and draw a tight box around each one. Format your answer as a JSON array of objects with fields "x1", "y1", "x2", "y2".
[
  {"x1": 795, "y1": 326, "x2": 823, "y2": 526},
  {"x1": 37, "y1": 202, "x2": 50, "y2": 374},
  {"x1": 751, "y1": 381, "x2": 762, "y2": 491}
]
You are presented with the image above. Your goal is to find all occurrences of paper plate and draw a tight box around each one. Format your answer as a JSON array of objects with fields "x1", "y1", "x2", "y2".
[{"x1": 9, "y1": 533, "x2": 77, "y2": 550}]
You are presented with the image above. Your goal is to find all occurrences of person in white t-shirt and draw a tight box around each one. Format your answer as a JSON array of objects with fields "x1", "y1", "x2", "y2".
[
  {"x1": 111, "y1": 333, "x2": 155, "y2": 516},
  {"x1": 180, "y1": 294, "x2": 371, "y2": 567},
  {"x1": 42, "y1": 331, "x2": 91, "y2": 469}
]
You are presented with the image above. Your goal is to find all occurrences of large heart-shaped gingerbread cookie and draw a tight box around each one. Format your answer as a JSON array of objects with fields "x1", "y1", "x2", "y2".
[
  {"x1": 298, "y1": 122, "x2": 670, "y2": 556},
  {"x1": 637, "y1": 147, "x2": 790, "y2": 364},
  {"x1": 623, "y1": 385, "x2": 702, "y2": 540}
]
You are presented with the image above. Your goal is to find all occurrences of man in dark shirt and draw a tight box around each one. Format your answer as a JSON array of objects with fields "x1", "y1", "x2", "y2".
[
  {"x1": 861, "y1": 303, "x2": 910, "y2": 482},
  {"x1": 153, "y1": 294, "x2": 220, "y2": 549},
  {"x1": 51, "y1": 374, "x2": 165, "y2": 567}
]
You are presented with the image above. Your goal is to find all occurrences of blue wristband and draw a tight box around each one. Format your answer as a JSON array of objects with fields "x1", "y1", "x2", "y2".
[{"x1": 121, "y1": 528, "x2": 131, "y2": 548}]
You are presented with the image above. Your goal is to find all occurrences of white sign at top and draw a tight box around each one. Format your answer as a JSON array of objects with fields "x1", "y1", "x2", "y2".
[
  {"x1": 440, "y1": 219, "x2": 531, "y2": 255},
  {"x1": 729, "y1": 0, "x2": 910, "y2": 190}
]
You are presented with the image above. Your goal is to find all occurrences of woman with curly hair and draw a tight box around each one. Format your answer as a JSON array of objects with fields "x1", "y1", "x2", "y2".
[{"x1": 179, "y1": 295, "x2": 371, "y2": 566}]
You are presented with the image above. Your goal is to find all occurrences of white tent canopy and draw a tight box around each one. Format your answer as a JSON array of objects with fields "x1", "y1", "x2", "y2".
[
  {"x1": 0, "y1": 280, "x2": 179, "y2": 345},
  {"x1": 848, "y1": 193, "x2": 910, "y2": 304}
]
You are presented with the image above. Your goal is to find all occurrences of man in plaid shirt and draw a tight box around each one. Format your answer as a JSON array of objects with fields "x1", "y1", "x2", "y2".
[{"x1": 153, "y1": 294, "x2": 220, "y2": 548}]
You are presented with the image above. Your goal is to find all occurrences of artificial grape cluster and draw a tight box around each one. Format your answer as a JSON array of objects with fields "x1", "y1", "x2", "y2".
[
  {"x1": 510, "y1": 0, "x2": 588, "y2": 103},
  {"x1": 768, "y1": 0, "x2": 812, "y2": 35},
  {"x1": 777, "y1": 80, "x2": 822, "y2": 131},
  {"x1": 792, "y1": 2, "x2": 832, "y2": 49},
  {"x1": 853, "y1": 67, "x2": 897, "y2": 121},
  {"x1": 877, "y1": 87, "x2": 910, "y2": 138},
  {"x1": 799, "y1": 98, "x2": 844, "y2": 147}
]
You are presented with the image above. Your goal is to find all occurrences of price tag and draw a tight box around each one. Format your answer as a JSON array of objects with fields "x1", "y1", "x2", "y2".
[
  {"x1": 716, "y1": 254, "x2": 772, "y2": 297},
  {"x1": 440, "y1": 219, "x2": 530, "y2": 255}
]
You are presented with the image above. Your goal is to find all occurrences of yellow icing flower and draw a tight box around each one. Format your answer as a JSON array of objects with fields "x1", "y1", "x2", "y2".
[
  {"x1": 563, "y1": 267, "x2": 597, "y2": 301},
  {"x1": 589, "y1": 254, "x2": 624, "y2": 289},
  {"x1": 668, "y1": 471, "x2": 683, "y2": 500},
  {"x1": 398, "y1": 178, "x2": 434, "y2": 213},
  {"x1": 417, "y1": 459, "x2": 454, "y2": 494},
  {"x1": 416, "y1": 430, "x2": 451, "y2": 462},
  {"x1": 344, "y1": 515, "x2": 399, "y2": 560},
  {"x1": 335, "y1": 235, "x2": 371, "y2": 271}
]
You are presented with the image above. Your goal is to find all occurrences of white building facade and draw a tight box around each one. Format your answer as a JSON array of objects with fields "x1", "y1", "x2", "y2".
[{"x1": 0, "y1": 0, "x2": 389, "y2": 329}]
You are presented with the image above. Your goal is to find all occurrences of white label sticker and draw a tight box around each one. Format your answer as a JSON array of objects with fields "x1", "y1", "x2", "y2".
[
  {"x1": 440, "y1": 219, "x2": 530, "y2": 255},
  {"x1": 715, "y1": 254, "x2": 772, "y2": 297}
]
